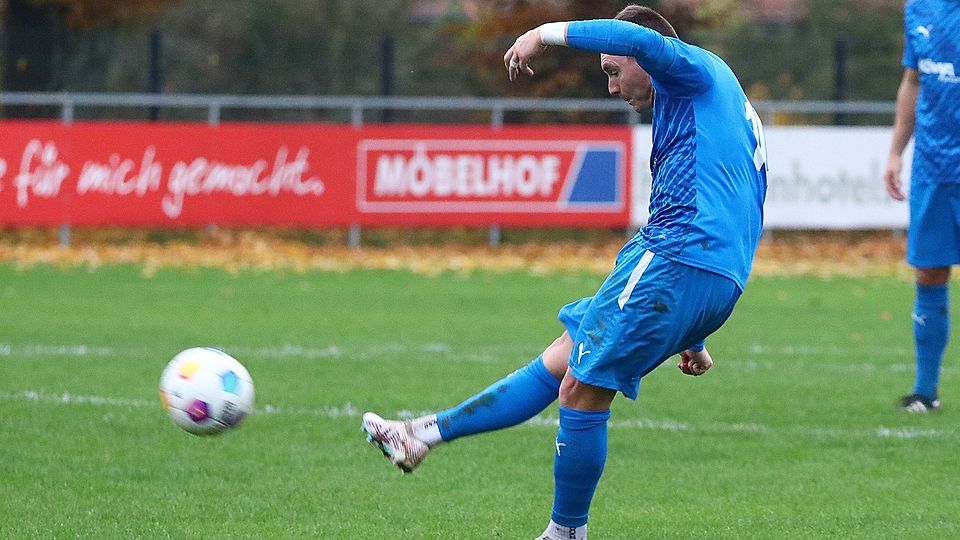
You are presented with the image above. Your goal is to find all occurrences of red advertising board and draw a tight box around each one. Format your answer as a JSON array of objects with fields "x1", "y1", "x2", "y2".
[{"x1": 0, "y1": 122, "x2": 630, "y2": 227}]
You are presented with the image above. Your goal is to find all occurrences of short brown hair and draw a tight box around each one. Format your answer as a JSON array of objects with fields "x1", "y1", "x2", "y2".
[{"x1": 614, "y1": 5, "x2": 679, "y2": 38}]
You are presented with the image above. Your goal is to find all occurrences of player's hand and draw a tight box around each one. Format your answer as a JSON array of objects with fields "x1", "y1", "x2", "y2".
[
  {"x1": 504, "y1": 27, "x2": 546, "y2": 81},
  {"x1": 884, "y1": 154, "x2": 906, "y2": 201},
  {"x1": 678, "y1": 348, "x2": 712, "y2": 376}
]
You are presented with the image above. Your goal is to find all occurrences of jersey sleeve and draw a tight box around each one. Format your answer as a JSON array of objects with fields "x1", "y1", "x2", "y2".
[
  {"x1": 902, "y1": 4, "x2": 917, "y2": 69},
  {"x1": 566, "y1": 19, "x2": 716, "y2": 96}
]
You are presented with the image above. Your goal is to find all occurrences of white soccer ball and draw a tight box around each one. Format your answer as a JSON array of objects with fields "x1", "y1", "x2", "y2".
[{"x1": 159, "y1": 347, "x2": 255, "y2": 436}]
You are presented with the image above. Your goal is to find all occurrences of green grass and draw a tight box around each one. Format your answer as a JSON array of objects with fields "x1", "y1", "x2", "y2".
[{"x1": 0, "y1": 264, "x2": 958, "y2": 539}]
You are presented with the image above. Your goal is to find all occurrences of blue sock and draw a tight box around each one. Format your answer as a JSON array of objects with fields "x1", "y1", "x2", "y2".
[
  {"x1": 551, "y1": 407, "x2": 611, "y2": 528},
  {"x1": 913, "y1": 284, "x2": 949, "y2": 399},
  {"x1": 436, "y1": 356, "x2": 560, "y2": 441}
]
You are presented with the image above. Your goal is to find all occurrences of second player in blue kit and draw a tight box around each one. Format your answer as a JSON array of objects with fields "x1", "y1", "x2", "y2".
[{"x1": 884, "y1": 0, "x2": 960, "y2": 413}]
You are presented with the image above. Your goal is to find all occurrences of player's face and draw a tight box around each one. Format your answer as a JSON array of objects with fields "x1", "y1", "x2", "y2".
[{"x1": 601, "y1": 54, "x2": 653, "y2": 112}]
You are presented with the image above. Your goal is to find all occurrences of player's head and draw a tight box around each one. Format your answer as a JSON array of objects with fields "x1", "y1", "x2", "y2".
[
  {"x1": 614, "y1": 5, "x2": 678, "y2": 38},
  {"x1": 601, "y1": 5, "x2": 676, "y2": 112}
]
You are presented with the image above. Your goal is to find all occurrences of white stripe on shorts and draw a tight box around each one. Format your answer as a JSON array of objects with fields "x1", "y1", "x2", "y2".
[{"x1": 618, "y1": 250, "x2": 656, "y2": 310}]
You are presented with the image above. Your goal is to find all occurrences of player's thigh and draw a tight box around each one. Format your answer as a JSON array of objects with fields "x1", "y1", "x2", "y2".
[
  {"x1": 673, "y1": 265, "x2": 742, "y2": 348},
  {"x1": 567, "y1": 253, "x2": 706, "y2": 399},
  {"x1": 608, "y1": 259, "x2": 740, "y2": 374},
  {"x1": 542, "y1": 332, "x2": 573, "y2": 379},
  {"x1": 908, "y1": 182, "x2": 960, "y2": 267}
]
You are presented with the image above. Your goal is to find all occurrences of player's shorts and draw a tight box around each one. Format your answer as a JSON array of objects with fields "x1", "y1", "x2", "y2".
[
  {"x1": 908, "y1": 181, "x2": 960, "y2": 268},
  {"x1": 558, "y1": 241, "x2": 741, "y2": 400}
]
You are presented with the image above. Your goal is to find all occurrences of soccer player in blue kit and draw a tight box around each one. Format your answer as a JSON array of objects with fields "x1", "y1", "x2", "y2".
[
  {"x1": 884, "y1": 0, "x2": 960, "y2": 413},
  {"x1": 362, "y1": 6, "x2": 767, "y2": 539}
]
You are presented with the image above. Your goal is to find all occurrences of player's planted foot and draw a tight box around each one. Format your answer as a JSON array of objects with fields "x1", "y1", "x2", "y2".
[
  {"x1": 361, "y1": 412, "x2": 430, "y2": 473},
  {"x1": 536, "y1": 521, "x2": 587, "y2": 540},
  {"x1": 898, "y1": 393, "x2": 940, "y2": 413}
]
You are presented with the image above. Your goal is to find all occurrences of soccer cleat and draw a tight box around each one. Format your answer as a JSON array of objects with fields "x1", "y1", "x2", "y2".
[
  {"x1": 536, "y1": 523, "x2": 587, "y2": 540},
  {"x1": 898, "y1": 393, "x2": 940, "y2": 413},
  {"x1": 361, "y1": 412, "x2": 429, "y2": 473}
]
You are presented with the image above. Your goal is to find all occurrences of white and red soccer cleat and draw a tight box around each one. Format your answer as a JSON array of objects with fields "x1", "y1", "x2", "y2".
[{"x1": 361, "y1": 412, "x2": 430, "y2": 473}]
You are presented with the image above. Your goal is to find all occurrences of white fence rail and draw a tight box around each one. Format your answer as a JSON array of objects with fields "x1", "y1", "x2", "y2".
[{"x1": 0, "y1": 92, "x2": 895, "y2": 127}]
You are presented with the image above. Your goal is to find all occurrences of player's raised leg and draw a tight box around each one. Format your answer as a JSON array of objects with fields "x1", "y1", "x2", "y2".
[{"x1": 362, "y1": 334, "x2": 569, "y2": 473}]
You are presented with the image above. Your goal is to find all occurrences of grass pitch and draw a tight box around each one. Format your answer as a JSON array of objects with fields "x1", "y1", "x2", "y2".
[{"x1": 0, "y1": 263, "x2": 958, "y2": 539}]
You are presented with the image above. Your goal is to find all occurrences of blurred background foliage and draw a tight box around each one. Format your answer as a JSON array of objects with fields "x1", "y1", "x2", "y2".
[{"x1": 0, "y1": 0, "x2": 905, "y2": 104}]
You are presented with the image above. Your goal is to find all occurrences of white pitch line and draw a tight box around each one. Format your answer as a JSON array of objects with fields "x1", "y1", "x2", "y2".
[
  {"x1": 2, "y1": 389, "x2": 956, "y2": 440},
  {"x1": 1, "y1": 342, "x2": 953, "y2": 375},
  {"x1": 0, "y1": 342, "x2": 509, "y2": 363},
  {"x1": 0, "y1": 390, "x2": 357, "y2": 418},
  {"x1": 0, "y1": 342, "x2": 915, "y2": 359}
]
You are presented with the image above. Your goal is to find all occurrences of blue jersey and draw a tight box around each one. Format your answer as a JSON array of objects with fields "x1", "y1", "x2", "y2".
[
  {"x1": 903, "y1": 0, "x2": 960, "y2": 184},
  {"x1": 567, "y1": 20, "x2": 767, "y2": 290}
]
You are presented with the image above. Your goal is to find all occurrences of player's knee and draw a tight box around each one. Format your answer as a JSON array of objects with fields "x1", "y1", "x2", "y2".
[
  {"x1": 558, "y1": 375, "x2": 615, "y2": 410},
  {"x1": 916, "y1": 267, "x2": 950, "y2": 286},
  {"x1": 541, "y1": 333, "x2": 573, "y2": 379}
]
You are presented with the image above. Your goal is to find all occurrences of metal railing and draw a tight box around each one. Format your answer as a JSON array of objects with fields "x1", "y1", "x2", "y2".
[
  {"x1": 0, "y1": 92, "x2": 898, "y2": 247},
  {"x1": 0, "y1": 92, "x2": 896, "y2": 126}
]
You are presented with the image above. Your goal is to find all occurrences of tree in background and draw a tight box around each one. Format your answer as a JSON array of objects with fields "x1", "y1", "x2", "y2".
[
  {"x1": 156, "y1": 0, "x2": 414, "y2": 97},
  {"x1": 691, "y1": 0, "x2": 903, "y2": 102},
  {"x1": 0, "y1": 0, "x2": 906, "y2": 124},
  {"x1": 450, "y1": 1, "x2": 698, "y2": 98},
  {"x1": 2, "y1": 0, "x2": 423, "y2": 95},
  {"x1": 452, "y1": 0, "x2": 903, "y2": 101},
  {"x1": 29, "y1": 0, "x2": 170, "y2": 27},
  {"x1": 440, "y1": 1, "x2": 701, "y2": 123},
  {"x1": 2, "y1": 0, "x2": 172, "y2": 93}
]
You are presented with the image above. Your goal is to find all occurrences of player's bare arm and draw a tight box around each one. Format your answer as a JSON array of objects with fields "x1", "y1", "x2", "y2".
[
  {"x1": 677, "y1": 348, "x2": 713, "y2": 376},
  {"x1": 884, "y1": 68, "x2": 920, "y2": 201}
]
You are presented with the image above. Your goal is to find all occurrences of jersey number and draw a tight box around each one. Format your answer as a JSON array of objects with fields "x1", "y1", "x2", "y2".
[{"x1": 744, "y1": 100, "x2": 767, "y2": 172}]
